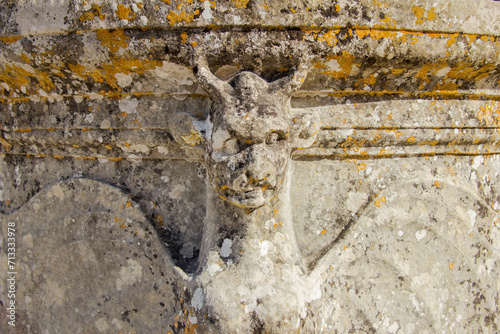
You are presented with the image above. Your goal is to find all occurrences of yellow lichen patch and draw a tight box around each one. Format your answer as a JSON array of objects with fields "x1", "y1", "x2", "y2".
[
  {"x1": 445, "y1": 62, "x2": 496, "y2": 83},
  {"x1": 427, "y1": 8, "x2": 436, "y2": 21},
  {"x1": 434, "y1": 180, "x2": 442, "y2": 188},
  {"x1": 477, "y1": 102, "x2": 500, "y2": 133},
  {"x1": 377, "y1": 15, "x2": 397, "y2": 29},
  {"x1": 414, "y1": 62, "x2": 449, "y2": 90},
  {"x1": 323, "y1": 30, "x2": 339, "y2": 47},
  {"x1": 357, "y1": 163, "x2": 367, "y2": 171},
  {"x1": 104, "y1": 144, "x2": 113, "y2": 150},
  {"x1": 0, "y1": 138, "x2": 12, "y2": 152},
  {"x1": 116, "y1": 4, "x2": 136, "y2": 21},
  {"x1": 446, "y1": 33, "x2": 459, "y2": 48},
  {"x1": 407, "y1": 136, "x2": 416, "y2": 143},
  {"x1": 108, "y1": 157, "x2": 123, "y2": 161},
  {"x1": 316, "y1": 51, "x2": 358, "y2": 79},
  {"x1": 339, "y1": 135, "x2": 367, "y2": 153},
  {"x1": 412, "y1": 6, "x2": 426, "y2": 24},
  {"x1": 79, "y1": 4, "x2": 106, "y2": 22},
  {"x1": 180, "y1": 32, "x2": 188, "y2": 44},
  {"x1": 355, "y1": 73, "x2": 377, "y2": 89},
  {"x1": 232, "y1": 0, "x2": 250, "y2": 8},
  {"x1": 125, "y1": 201, "x2": 132, "y2": 208},
  {"x1": 20, "y1": 53, "x2": 30, "y2": 63},
  {"x1": 0, "y1": 63, "x2": 55, "y2": 94},
  {"x1": 68, "y1": 57, "x2": 162, "y2": 90},
  {"x1": 181, "y1": 129, "x2": 203, "y2": 146},
  {"x1": 96, "y1": 29, "x2": 129, "y2": 54},
  {"x1": 0, "y1": 36, "x2": 22, "y2": 44},
  {"x1": 321, "y1": 229, "x2": 327, "y2": 235},
  {"x1": 167, "y1": 9, "x2": 199, "y2": 26},
  {"x1": 449, "y1": 262, "x2": 454, "y2": 270},
  {"x1": 154, "y1": 215, "x2": 164, "y2": 226},
  {"x1": 391, "y1": 68, "x2": 406, "y2": 75}
]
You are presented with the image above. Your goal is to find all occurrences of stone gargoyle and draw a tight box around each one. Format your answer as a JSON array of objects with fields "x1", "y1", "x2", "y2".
[{"x1": 168, "y1": 54, "x2": 323, "y2": 332}]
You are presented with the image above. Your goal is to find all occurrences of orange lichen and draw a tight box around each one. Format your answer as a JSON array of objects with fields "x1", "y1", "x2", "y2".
[
  {"x1": 96, "y1": 29, "x2": 129, "y2": 54},
  {"x1": 477, "y1": 102, "x2": 500, "y2": 133},
  {"x1": 377, "y1": 15, "x2": 397, "y2": 29},
  {"x1": 68, "y1": 57, "x2": 162, "y2": 90},
  {"x1": 414, "y1": 63, "x2": 449, "y2": 89},
  {"x1": 446, "y1": 33, "x2": 459, "y2": 48},
  {"x1": 20, "y1": 53, "x2": 30, "y2": 63},
  {"x1": 434, "y1": 180, "x2": 442, "y2": 188},
  {"x1": 232, "y1": 0, "x2": 250, "y2": 8},
  {"x1": 391, "y1": 68, "x2": 406, "y2": 75},
  {"x1": 407, "y1": 136, "x2": 416, "y2": 143},
  {"x1": 355, "y1": 73, "x2": 377, "y2": 89},
  {"x1": 167, "y1": 9, "x2": 199, "y2": 25},
  {"x1": 323, "y1": 29, "x2": 340, "y2": 47},
  {"x1": 0, "y1": 63, "x2": 55, "y2": 94},
  {"x1": 357, "y1": 163, "x2": 367, "y2": 171},
  {"x1": 180, "y1": 32, "x2": 188, "y2": 44},
  {"x1": 412, "y1": 6, "x2": 426, "y2": 24},
  {"x1": 427, "y1": 8, "x2": 436, "y2": 21},
  {"x1": 0, "y1": 138, "x2": 12, "y2": 152},
  {"x1": 321, "y1": 229, "x2": 327, "y2": 235},
  {"x1": 449, "y1": 262, "x2": 454, "y2": 270},
  {"x1": 116, "y1": 4, "x2": 136, "y2": 21},
  {"x1": 315, "y1": 51, "x2": 359, "y2": 79},
  {"x1": 80, "y1": 4, "x2": 106, "y2": 22},
  {"x1": 0, "y1": 36, "x2": 22, "y2": 44}
]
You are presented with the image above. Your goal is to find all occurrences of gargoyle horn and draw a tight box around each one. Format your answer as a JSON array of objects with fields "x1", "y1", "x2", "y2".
[
  {"x1": 268, "y1": 56, "x2": 310, "y2": 97},
  {"x1": 192, "y1": 53, "x2": 234, "y2": 104}
]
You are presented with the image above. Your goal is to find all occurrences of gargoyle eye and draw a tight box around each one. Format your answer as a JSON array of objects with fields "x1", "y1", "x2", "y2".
[
  {"x1": 266, "y1": 132, "x2": 281, "y2": 144},
  {"x1": 223, "y1": 138, "x2": 239, "y2": 155}
]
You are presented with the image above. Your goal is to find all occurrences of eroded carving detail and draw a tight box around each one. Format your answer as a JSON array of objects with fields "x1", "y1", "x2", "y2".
[{"x1": 192, "y1": 54, "x2": 319, "y2": 208}]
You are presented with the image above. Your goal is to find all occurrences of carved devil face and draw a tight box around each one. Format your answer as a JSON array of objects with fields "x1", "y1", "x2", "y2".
[
  {"x1": 207, "y1": 73, "x2": 292, "y2": 208},
  {"x1": 187, "y1": 56, "x2": 318, "y2": 208}
]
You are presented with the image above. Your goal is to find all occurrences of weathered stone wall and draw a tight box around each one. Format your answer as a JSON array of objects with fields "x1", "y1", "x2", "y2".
[{"x1": 1, "y1": 0, "x2": 499, "y2": 333}]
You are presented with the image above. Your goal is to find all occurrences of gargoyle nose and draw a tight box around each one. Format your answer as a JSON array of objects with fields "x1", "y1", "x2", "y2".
[
  {"x1": 232, "y1": 174, "x2": 249, "y2": 191},
  {"x1": 245, "y1": 169, "x2": 272, "y2": 184}
]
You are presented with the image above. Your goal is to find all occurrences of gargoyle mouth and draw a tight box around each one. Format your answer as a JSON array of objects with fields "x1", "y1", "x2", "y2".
[{"x1": 218, "y1": 185, "x2": 277, "y2": 208}]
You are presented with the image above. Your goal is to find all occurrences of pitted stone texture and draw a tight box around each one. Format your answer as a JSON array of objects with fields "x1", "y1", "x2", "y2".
[
  {"x1": 298, "y1": 157, "x2": 500, "y2": 333},
  {"x1": 0, "y1": 155, "x2": 206, "y2": 273},
  {"x1": 2, "y1": 0, "x2": 499, "y2": 36},
  {"x1": 0, "y1": 179, "x2": 193, "y2": 333}
]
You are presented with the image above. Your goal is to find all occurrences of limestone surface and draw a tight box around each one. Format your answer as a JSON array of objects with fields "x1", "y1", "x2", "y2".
[{"x1": 1, "y1": 0, "x2": 500, "y2": 333}]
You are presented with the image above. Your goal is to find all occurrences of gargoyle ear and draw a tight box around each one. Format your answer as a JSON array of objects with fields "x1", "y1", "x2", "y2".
[
  {"x1": 167, "y1": 112, "x2": 206, "y2": 156},
  {"x1": 289, "y1": 111, "x2": 320, "y2": 149}
]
